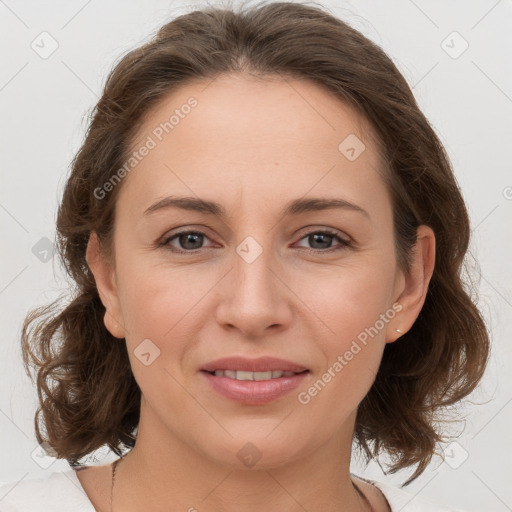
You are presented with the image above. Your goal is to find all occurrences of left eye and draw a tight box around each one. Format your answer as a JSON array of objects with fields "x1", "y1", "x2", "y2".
[
  {"x1": 160, "y1": 229, "x2": 350, "y2": 253},
  {"x1": 295, "y1": 230, "x2": 350, "y2": 252}
]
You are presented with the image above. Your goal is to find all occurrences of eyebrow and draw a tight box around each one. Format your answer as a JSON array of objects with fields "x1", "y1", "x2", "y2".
[{"x1": 143, "y1": 195, "x2": 370, "y2": 219}]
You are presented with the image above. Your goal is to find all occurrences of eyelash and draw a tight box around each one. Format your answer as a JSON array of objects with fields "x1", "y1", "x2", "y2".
[{"x1": 158, "y1": 228, "x2": 352, "y2": 255}]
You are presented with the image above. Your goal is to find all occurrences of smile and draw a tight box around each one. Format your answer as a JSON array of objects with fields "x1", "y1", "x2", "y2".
[
  {"x1": 207, "y1": 369, "x2": 306, "y2": 380},
  {"x1": 201, "y1": 369, "x2": 310, "y2": 404}
]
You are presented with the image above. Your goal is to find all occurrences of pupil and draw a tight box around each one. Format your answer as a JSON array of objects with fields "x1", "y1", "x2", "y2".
[
  {"x1": 180, "y1": 233, "x2": 202, "y2": 250},
  {"x1": 310, "y1": 233, "x2": 331, "y2": 249}
]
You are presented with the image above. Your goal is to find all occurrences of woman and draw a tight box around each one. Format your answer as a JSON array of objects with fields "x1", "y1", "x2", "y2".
[{"x1": 0, "y1": 2, "x2": 489, "y2": 511}]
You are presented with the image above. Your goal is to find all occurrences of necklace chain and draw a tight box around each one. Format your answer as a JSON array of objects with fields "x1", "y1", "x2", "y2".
[
  {"x1": 110, "y1": 456, "x2": 374, "y2": 512},
  {"x1": 110, "y1": 457, "x2": 120, "y2": 512}
]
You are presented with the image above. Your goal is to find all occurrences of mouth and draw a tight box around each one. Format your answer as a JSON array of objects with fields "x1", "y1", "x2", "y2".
[
  {"x1": 199, "y1": 356, "x2": 310, "y2": 404},
  {"x1": 200, "y1": 368, "x2": 310, "y2": 404},
  {"x1": 201, "y1": 369, "x2": 309, "y2": 380}
]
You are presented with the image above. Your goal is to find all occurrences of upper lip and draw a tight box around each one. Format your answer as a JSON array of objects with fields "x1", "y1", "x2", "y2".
[{"x1": 201, "y1": 356, "x2": 309, "y2": 373}]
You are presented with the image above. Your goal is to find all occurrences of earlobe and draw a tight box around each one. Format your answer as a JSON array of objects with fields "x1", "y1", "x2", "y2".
[
  {"x1": 386, "y1": 225, "x2": 436, "y2": 343},
  {"x1": 389, "y1": 327, "x2": 403, "y2": 344},
  {"x1": 86, "y1": 231, "x2": 126, "y2": 339}
]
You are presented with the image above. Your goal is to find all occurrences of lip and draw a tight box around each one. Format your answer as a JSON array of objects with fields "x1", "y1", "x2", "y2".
[
  {"x1": 201, "y1": 356, "x2": 309, "y2": 373},
  {"x1": 200, "y1": 370, "x2": 309, "y2": 404}
]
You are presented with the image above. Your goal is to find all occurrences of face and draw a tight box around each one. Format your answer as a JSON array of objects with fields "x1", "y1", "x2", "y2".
[{"x1": 89, "y1": 73, "x2": 424, "y2": 470}]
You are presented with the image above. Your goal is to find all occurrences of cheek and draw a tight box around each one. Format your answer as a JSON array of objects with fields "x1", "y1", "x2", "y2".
[
  {"x1": 118, "y1": 265, "x2": 198, "y2": 347},
  {"x1": 296, "y1": 277, "x2": 390, "y2": 426},
  {"x1": 292, "y1": 258, "x2": 395, "y2": 341},
  {"x1": 292, "y1": 262, "x2": 393, "y2": 399},
  {"x1": 114, "y1": 254, "x2": 223, "y2": 387},
  {"x1": 114, "y1": 263, "x2": 202, "y2": 410}
]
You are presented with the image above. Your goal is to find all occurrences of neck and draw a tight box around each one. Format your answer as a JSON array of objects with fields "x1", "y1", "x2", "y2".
[{"x1": 112, "y1": 398, "x2": 369, "y2": 512}]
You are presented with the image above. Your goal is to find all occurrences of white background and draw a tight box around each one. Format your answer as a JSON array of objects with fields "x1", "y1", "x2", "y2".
[{"x1": 1, "y1": 0, "x2": 511, "y2": 510}]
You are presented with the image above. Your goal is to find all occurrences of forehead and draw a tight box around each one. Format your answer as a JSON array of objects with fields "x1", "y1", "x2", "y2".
[{"x1": 117, "y1": 73, "x2": 388, "y2": 220}]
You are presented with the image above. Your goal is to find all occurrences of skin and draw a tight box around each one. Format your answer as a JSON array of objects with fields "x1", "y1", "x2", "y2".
[{"x1": 82, "y1": 73, "x2": 435, "y2": 512}]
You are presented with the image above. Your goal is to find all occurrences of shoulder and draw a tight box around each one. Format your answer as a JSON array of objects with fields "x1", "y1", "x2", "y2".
[
  {"x1": 367, "y1": 477, "x2": 468, "y2": 512},
  {"x1": 0, "y1": 469, "x2": 94, "y2": 512}
]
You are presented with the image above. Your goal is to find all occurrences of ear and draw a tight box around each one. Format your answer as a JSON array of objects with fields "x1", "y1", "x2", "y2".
[
  {"x1": 86, "y1": 231, "x2": 126, "y2": 339},
  {"x1": 386, "y1": 225, "x2": 436, "y2": 343}
]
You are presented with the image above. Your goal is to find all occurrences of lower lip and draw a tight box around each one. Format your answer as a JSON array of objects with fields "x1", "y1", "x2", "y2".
[{"x1": 200, "y1": 371, "x2": 309, "y2": 404}]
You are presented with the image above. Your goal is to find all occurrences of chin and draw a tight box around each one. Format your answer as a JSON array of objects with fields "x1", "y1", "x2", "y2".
[{"x1": 202, "y1": 434, "x2": 310, "y2": 471}]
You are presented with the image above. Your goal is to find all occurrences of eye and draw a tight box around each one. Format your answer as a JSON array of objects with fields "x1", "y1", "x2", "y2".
[
  {"x1": 160, "y1": 230, "x2": 215, "y2": 253},
  {"x1": 294, "y1": 229, "x2": 351, "y2": 253}
]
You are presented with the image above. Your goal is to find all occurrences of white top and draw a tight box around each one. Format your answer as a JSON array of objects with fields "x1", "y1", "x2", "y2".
[{"x1": 0, "y1": 469, "x2": 467, "y2": 511}]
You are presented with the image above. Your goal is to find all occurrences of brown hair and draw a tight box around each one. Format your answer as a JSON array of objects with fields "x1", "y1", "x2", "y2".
[{"x1": 21, "y1": 0, "x2": 490, "y2": 485}]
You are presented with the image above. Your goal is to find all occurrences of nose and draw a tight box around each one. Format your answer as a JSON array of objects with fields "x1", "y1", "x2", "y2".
[{"x1": 215, "y1": 241, "x2": 293, "y2": 338}]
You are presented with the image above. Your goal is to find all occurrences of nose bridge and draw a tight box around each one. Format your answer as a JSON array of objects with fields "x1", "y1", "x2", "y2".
[
  {"x1": 215, "y1": 230, "x2": 291, "y2": 336},
  {"x1": 233, "y1": 232, "x2": 280, "y2": 302}
]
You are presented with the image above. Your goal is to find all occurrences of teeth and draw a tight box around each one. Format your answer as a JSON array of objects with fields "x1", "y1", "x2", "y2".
[{"x1": 212, "y1": 370, "x2": 299, "y2": 380}]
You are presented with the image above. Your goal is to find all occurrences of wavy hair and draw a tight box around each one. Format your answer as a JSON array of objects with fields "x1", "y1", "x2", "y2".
[{"x1": 21, "y1": 0, "x2": 490, "y2": 485}]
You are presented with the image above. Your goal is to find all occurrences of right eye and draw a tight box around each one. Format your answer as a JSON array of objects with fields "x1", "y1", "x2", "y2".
[{"x1": 160, "y1": 230, "x2": 215, "y2": 253}]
